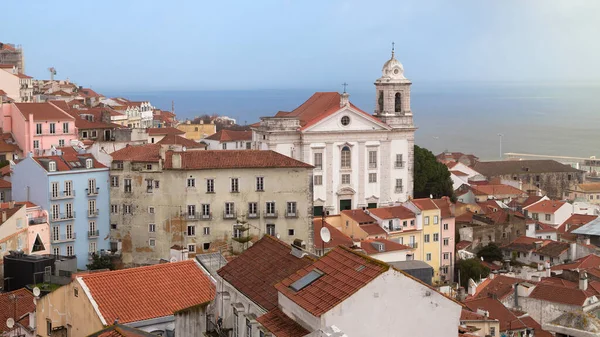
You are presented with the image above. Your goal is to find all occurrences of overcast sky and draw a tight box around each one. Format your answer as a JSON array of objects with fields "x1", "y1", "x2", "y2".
[{"x1": 2, "y1": 0, "x2": 599, "y2": 91}]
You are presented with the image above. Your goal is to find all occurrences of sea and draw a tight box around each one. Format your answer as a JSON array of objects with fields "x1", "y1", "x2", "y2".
[{"x1": 103, "y1": 82, "x2": 600, "y2": 161}]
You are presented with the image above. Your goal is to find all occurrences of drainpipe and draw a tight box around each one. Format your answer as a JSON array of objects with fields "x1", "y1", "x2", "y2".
[{"x1": 514, "y1": 282, "x2": 519, "y2": 308}]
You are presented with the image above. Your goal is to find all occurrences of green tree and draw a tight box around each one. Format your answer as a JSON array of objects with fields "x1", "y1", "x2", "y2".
[
  {"x1": 0, "y1": 160, "x2": 9, "y2": 169},
  {"x1": 477, "y1": 243, "x2": 504, "y2": 263},
  {"x1": 414, "y1": 146, "x2": 455, "y2": 201},
  {"x1": 86, "y1": 254, "x2": 115, "y2": 271},
  {"x1": 457, "y1": 258, "x2": 490, "y2": 288}
]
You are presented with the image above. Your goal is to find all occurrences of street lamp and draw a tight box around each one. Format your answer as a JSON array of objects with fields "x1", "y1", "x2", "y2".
[{"x1": 497, "y1": 133, "x2": 503, "y2": 160}]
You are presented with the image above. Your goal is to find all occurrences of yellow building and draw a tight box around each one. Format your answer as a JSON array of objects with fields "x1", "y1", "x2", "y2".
[
  {"x1": 366, "y1": 206, "x2": 422, "y2": 260},
  {"x1": 176, "y1": 120, "x2": 216, "y2": 141},
  {"x1": 406, "y1": 198, "x2": 443, "y2": 283}
]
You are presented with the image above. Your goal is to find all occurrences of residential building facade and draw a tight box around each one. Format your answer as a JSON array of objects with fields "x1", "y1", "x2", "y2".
[
  {"x1": 0, "y1": 42, "x2": 25, "y2": 73},
  {"x1": 0, "y1": 64, "x2": 33, "y2": 102},
  {"x1": 252, "y1": 50, "x2": 415, "y2": 214},
  {"x1": 109, "y1": 145, "x2": 314, "y2": 266},
  {"x1": 12, "y1": 150, "x2": 110, "y2": 269},
  {"x1": 176, "y1": 120, "x2": 216, "y2": 141},
  {"x1": 203, "y1": 129, "x2": 252, "y2": 150}
]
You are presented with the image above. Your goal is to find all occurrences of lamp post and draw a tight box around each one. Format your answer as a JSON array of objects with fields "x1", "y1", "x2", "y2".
[{"x1": 498, "y1": 133, "x2": 503, "y2": 160}]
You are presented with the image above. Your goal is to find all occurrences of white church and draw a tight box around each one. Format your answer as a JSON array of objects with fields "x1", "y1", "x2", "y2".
[{"x1": 252, "y1": 48, "x2": 416, "y2": 215}]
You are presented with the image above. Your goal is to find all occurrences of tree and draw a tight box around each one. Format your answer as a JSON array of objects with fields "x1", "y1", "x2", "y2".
[
  {"x1": 477, "y1": 243, "x2": 504, "y2": 263},
  {"x1": 457, "y1": 258, "x2": 490, "y2": 288},
  {"x1": 86, "y1": 254, "x2": 115, "y2": 271},
  {"x1": 414, "y1": 145, "x2": 455, "y2": 201}
]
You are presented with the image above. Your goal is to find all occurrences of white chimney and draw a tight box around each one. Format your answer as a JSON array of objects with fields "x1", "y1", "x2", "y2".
[
  {"x1": 580, "y1": 271, "x2": 588, "y2": 291},
  {"x1": 2, "y1": 211, "x2": 6, "y2": 223}
]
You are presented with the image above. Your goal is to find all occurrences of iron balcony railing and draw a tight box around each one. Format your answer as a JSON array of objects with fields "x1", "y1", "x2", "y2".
[
  {"x1": 264, "y1": 210, "x2": 278, "y2": 219},
  {"x1": 86, "y1": 187, "x2": 100, "y2": 196},
  {"x1": 247, "y1": 211, "x2": 259, "y2": 219},
  {"x1": 50, "y1": 212, "x2": 76, "y2": 222},
  {"x1": 223, "y1": 210, "x2": 237, "y2": 219},
  {"x1": 49, "y1": 191, "x2": 75, "y2": 200},
  {"x1": 88, "y1": 230, "x2": 100, "y2": 238},
  {"x1": 51, "y1": 233, "x2": 77, "y2": 243},
  {"x1": 88, "y1": 209, "x2": 99, "y2": 218}
]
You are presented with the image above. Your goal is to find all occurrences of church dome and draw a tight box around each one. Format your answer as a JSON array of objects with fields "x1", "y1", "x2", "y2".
[{"x1": 381, "y1": 52, "x2": 406, "y2": 80}]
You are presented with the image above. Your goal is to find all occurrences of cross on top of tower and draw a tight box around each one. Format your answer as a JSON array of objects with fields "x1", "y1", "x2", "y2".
[
  {"x1": 342, "y1": 82, "x2": 348, "y2": 93},
  {"x1": 391, "y1": 42, "x2": 395, "y2": 58}
]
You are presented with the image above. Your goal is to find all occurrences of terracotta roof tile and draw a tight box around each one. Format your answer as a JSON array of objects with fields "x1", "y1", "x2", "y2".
[
  {"x1": 473, "y1": 160, "x2": 581, "y2": 176},
  {"x1": 460, "y1": 309, "x2": 497, "y2": 321},
  {"x1": 464, "y1": 297, "x2": 526, "y2": 331},
  {"x1": 471, "y1": 184, "x2": 527, "y2": 196},
  {"x1": 411, "y1": 198, "x2": 439, "y2": 211},
  {"x1": 341, "y1": 209, "x2": 377, "y2": 223},
  {"x1": 164, "y1": 150, "x2": 313, "y2": 170},
  {"x1": 367, "y1": 205, "x2": 415, "y2": 220},
  {"x1": 575, "y1": 183, "x2": 600, "y2": 192},
  {"x1": 524, "y1": 200, "x2": 567, "y2": 213},
  {"x1": 79, "y1": 260, "x2": 215, "y2": 324},
  {"x1": 110, "y1": 144, "x2": 162, "y2": 163},
  {"x1": 77, "y1": 88, "x2": 102, "y2": 98},
  {"x1": 528, "y1": 283, "x2": 593, "y2": 306},
  {"x1": 90, "y1": 324, "x2": 159, "y2": 337},
  {"x1": 0, "y1": 178, "x2": 10, "y2": 188},
  {"x1": 204, "y1": 130, "x2": 252, "y2": 142},
  {"x1": 0, "y1": 135, "x2": 19, "y2": 153},
  {"x1": 14, "y1": 102, "x2": 75, "y2": 121},
  {"x1": 147, "y1": 127, "x2": 184, "y2": 136},
  {"x1": 359, "y1": 223, "x2": 387, "y2": 236},
  {"x1": 558, "y1": 214, "x2": 598, "y2": 233},
  {"x1": 0, "y1": 289, "x2": 35, "y2": 332},
  {"x1": 256, "y1": 308, "x2": 309, "y2": 337},
  {"x1": 358, "y1": 239, "x2": 413, "y2": 255},
  {"x1": 432, "y1": 198, "x2": 454, "y2": 218},
  {"x1": 451, "y1": 170, "x2": 469, "y2": 176},
  {"x1": 534, "y1": 241, "x2": 570, "y2": 258},
  {"x1": 275, "y1": 246, "x2": 388, "y2": 317},
  {"x1": 33, "y1": 150, "x2": 106, "y2": 172},
  {"x1": 313, "y1": 219, "x2": 353, "y2": 250},
  {"x1": 456, "y1": 240, "x2": 472, "y2": 251},
  {"x1": 217, "y1": 236, "x2": 313, "y2": 311},
  {"x1": 157, "y1": 134, "x2": 206, "y2": 149},
  {"x1": 518, "y1": 316, "x2": 552, "y2": 337},
  {"x1": 551, "y1": 254, "x2": 600, "y2": 271},
  {"x1": 472, "y1": 275, "x2": 534, "y2": 300}
]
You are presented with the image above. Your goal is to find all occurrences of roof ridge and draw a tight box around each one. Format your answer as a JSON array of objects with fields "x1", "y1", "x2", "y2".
[{"x1": 79, "y1": 260, "x2": 195, "y2": 279}]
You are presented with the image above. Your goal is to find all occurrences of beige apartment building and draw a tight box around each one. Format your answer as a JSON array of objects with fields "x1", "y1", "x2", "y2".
[{"x1": 109, "y1": 144, "x2": 314, "y2": 266}]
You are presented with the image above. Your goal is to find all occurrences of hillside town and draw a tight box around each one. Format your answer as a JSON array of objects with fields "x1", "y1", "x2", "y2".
[{"x1": 2, "y1": 41, "x2": 600, "y2": 337}]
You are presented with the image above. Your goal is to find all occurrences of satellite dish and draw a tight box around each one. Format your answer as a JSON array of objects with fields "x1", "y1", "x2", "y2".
[
  {"x1": 320, "y1": 227, "x2": 331, "y2": 243},
  {"x1": 33, "y1": 287, "x2": 41, "y2": 297},
  {"x1": 6, "y1": 318, "x2": 14, "y2": 329}
]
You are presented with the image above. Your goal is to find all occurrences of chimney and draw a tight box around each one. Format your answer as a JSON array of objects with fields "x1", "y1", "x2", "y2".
[
  {"x1": 579, "y1": 271, "x2": 588, "y2": 291},
  {"x1": 514, "y1": 283, "x2": 519, "y2": 308},
  {"x1": 171, "y1": 153, "x2": 182, "y2": 169},
  {"x1": 340, "y1": 92, "x2": 350, "y2": 107},
  {"x1": 2, "y1": 211, "x2": 6, "y2": 223},
  {"x1": 476, "y1": 309, "x2": 489, "y2": 318},
  {"x1": 8, "y1": 201, "x2": 14, "y2": 209},
  {"x1": 457, "y1": 287, "x2": 466, "y2": 302}
]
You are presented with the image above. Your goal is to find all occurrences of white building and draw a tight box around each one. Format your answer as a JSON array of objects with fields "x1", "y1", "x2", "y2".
[
  {"x1": 523, "y1": 199, "x2": 572, "y2": 227},
  {"x1": 0, "y1": 64, "x2": 33, "y2": 102},
  {"x1": 253, "y1": 49, "x2": 415, "y2": 214}
]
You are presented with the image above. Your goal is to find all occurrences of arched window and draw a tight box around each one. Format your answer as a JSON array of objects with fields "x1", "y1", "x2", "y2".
[
  {"x1": 341, "y1": 146, "x2": 351, "y2": 168},
  {"x1": 378, "y1": 91, "x2": 384, "y2": 111},
  {"x1": 395, "y1": 92, "x2": 402, "y2": 112}
]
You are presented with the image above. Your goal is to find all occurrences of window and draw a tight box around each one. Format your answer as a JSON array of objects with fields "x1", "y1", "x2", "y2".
[
  {"x1": 424, "y1": 216, "x2": 430, "y2": 225},
  {"x1": 89, "y1": 242, "x2": 97, "y2": 253},
  {"x1": 110, "y1": 176, "x2": 119, "y2": 187},
  {"x1": 66, "y1": 245, "x2": 74, "y2": 256},
  {"x1": 203, "y1": 242, "x2": 211, "y2": 250},
  {"x1": 225, "y1": 202, "x2": 235, "y2": 216},
  {"x1": 426, "y1": 253, "x2": 431, "y2": 261},
  {"x1": 149, "y1": 239, "x2": 156, "y2": 247},
  {"x1": 187, "y1": 177, "x2": 196, "y2": 188},
  {"x1": 51, "y1": 182, "x2": 59, "y2": 198},
  {"x1": 314, "y1": 153, "x2": 323, "y2": 169},
  {"x1": 111, "y1": 223, "x2": 117, "y2": 229},
  {"x1": 433, "y1": 233, "x2": 439, "y2": 242},
  {"x1": 82, "y1": 131, "x2": 88, "y2": 138},
  {"x1": 36, "y1": 123, "x2": 42, "y2": 135},
  {"x1": 443, "y1": 238, "x2": 449, "y2": 246},
  {"x1": 248, "y1": 202, "x2": 258, "y2": 215},
  {"x1": 341, "y1": 146, "x2": 351, "y2": 168},
  {"x1": 287, "y1": 202, "x2": 297, "y2": 216},
  {"x1": 395, "y1": 92, "x2": 402, "y2": 112},
  {"x1": 536, "y1": 175, "x2": 540, "y2": 182},
  {"x1": 206, "y1": 179, "x2": 214, "y2": 192},
  {"x1": 188, "y1": 244, "x2": 196, "y2": 253},
  {"x1": 403, "y1": 221, "x2": 407, "y2": 227},
  {"x1": 63, "y1": 122, "x2": 69, "y2": 133},
  {"x1": 539, "y1": 255, "x2": 545, "y2": 261},
  {"x1": 66, "y1": 224, "x2": 73, "y2": 239},
  {"x1": 545, "y1": 214, "x2": 551, "y2": 221},
  {"x1": 188, "y1": 205, "x2": 196, "y2": 216},
  {"x1": 187, "y1": 225, "x2": 196, "y2": 236},
  {"x1": 222, "y1": 143, "x2": 227, "y2": 150},
  {"x1": 88, "y1": 199, "x2": 97, "y2": 216},
  {"x1": 341, "y1": 116, "x2": 350, "y2": 126},
  {"x1": 64, "y1": 181, "x2": 72, "y2": 196},
  {"x1": 47, "y1": 320, "x2": 52, "y2": 336},
  {"x1": 52, "y1": 226, "x2": 59, "y2": 241},
  {"x1": 53, "y1": 247, "x2": 60, "y2": 256},
  {"x1": 146, "y1": 164, "x2": 152, "y2": 170},
  {"x1": 341, "y1": 174, "x2": 350, "y2": 184},
  {"x1": 434, "y1": 215, "x2": 439, "y2": 224},
  {"x1": 154, "y1": 180, "x2": 160, "y2": 188},
  {"x1": 88, "y1": 178, "x2": 96, "y2": 194},
  {"x1": 86, "y1": 158, "x2": 93, "y2": 169},
  {"x1": 314, "y1": 175, "x2": 323, "y2": 185},
  {"x1": 203, "y1": 227, "x2": 210, "y2": 235},
  {"x1": 233, "y1": 225, "x2": 243, "y2": 238},
  {"x1": 230, "y1": 178, "x2": 239, "y2": 192},
  {"x1": 202, "y1": 204, "x2": 211, "y2": 217},
  {"x1": 256, "y1": 177, "x2": 264, "y2": 191},
  {"x1": 367, "y1": 151, "x2": 379, "y2": 169},
  {"x1": 288, "y1": 229, "x2": 295, "y2": 236},
  {"x1": 246, "y1": 319, "x2": 252, "y2": 337},
  {"x1": 266, "y1": 202, "x2": 276, "y2": 215},
  {"x1": 124, "y1": 179, "x2": 132, "y2": 193},
  {"x1": 424, "y1": 234, "x2": 430, "y2": 243},
  {"x1": 443, "y1": 253, "x2": 450, "y2": 260},
  {"x1": 233, "y1": 311, "x2": 239, "y2": 337},
  {"x1": 66, "y1": 203, "x2": 73, "y2": 218},
  {"x1": 33, "y1": 140, "x2": 40, "y2": 149},
  {"x1": 149, "y1": 223, "x2": 156, "y2": 232},
  {"x1": 58, "y1": 139, "x2": 65, "y2": 147},
  {"x1": 546, "y1": 235, "x2": 551, "y2": 239},
  {"x1": 48, "y1": 161, "x2": 56, "y2": 171},
  {"x1": 52, "y1": 204, "x2": 60, "y2": 220},
  {"x1": 124, "y1": 205, "x2": 132, "y2": 214},
  {"x1": 490, "y1": 327, "x2": 496, "y2": 337},
  {"x1": 111, "y1": 204, "x2": 118, "y2": 213},
  {"x1": 49, "y1": 123, "x2": 56, "y2": 134},
  {"x1": 532, "y1": 213, "x2": 539, "y2": 220},
  {"x1": 395, "y1": 154, "x2": 404, "y2": 168},
  {"x1": 267, "y1": 224, "x2": 275, "y2": 236},
  {"x1": 369, "y1": 173, "x2": 377, "y2": 183},
  {"x1": 443, "y1": 223, "x2": 449, "y2": 230},
  {"x1": 395, "y1": 179, "x2": 403, "y2": 192}
]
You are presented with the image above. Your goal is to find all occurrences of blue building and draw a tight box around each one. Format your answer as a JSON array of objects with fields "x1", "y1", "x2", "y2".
[{"x1": 12, "y1": 147, "x2": 110, "y2": 269}]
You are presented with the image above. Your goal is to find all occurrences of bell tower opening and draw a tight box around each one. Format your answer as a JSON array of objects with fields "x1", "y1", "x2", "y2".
[
  {"x1": 378, "y1": 91, "x2": 384, "y2": 111},
  {"x1": 395, "y1": 92, "x2": 402, "y2": 113}
]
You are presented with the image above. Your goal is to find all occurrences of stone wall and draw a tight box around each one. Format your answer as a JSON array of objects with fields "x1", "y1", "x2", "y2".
[{"x1": 491, "y1": 172, "x2": 583, "y2": 199}]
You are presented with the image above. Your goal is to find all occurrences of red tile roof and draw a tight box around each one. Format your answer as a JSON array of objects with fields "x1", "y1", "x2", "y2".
[
  {"x1": 79, "y1": 260, "x2": 215, "y2": 324},
  {"x1": 451, "y1": 170, "x2": 469, "y2": 176},
  {"x1": 460, "y1": 309, "x2": 497, "y2": 321},
  {"x1": 90, "y1": 324, "x2": 159, "y2": 337},
  {"x1": 0, "y1": 137, "x2": 20, "y2": 153},
  {"x1": 33, "y1": 150, "x2": 106, "y2": 172},
  {"x1": 518, "y1": 316, "x2": 552, "y2": 337},
  {"x1": 77, "y1": 88, "x2": 102, "y2": 98},
  {"x1": 14, "y1": 102, "x2": 75, "y2": 121},
  {"x1": 559, "y1": 214, "x2": 598, "y2": 233},
  {"x1": 456, "y1": 211, "x2": 475, "y2": 223},
  {"x1": 359, "y1": 239, "x2": 413, "y2": 255},
  {"x1": 433, "y1": 198, "x2": 454, "y2": 218},
  {"x1": 256, "y1": 308, "x2": 309, "y2": 337},
  {"x1": 157, "y1": 134, "x2": 206, "y2": 149},
  {"x1": 464, "y1": 297, "x2": 526, "y2": 331},
  {"x1": 471, "y1": 275, "x2": 533, "y2": 300},
  {"x1": 204, "y1": 130, "x2": 252, "y2": 142},
  {"x1": 163, "y1": 150, "x2": 313, "y2": 170},
  {"x1": 359, "y1": 223, "x2": 388, "y2": 236},
  {"x1": 528, "y1": 283, "x2": 594, "y2": 306},
  {"x1": 456, "y1": 240, "x2": 472, "y2": 251},
  {"x1": 471, "y1": 184, "x2": 527, "y2": 196},
  {"x1": 0, "y1": 288, "x2": 35, "y2": 332},
  {"x1": 522, "y1": 195, "x2": 544, "y2": 208},
  {"x1": 110, "y1": 144, "x2": 162, "y2": 163},
  {"x1": 551, "y1": 254, "x2": 600, "y2": 271},
  {"x1": 217, "y1": 236, "x2": 313, "y2": 311},
  {"x1": 411, "y1": 198, "x2": 440, "y2": 211},
  {"x1": 275, "y1": 246, "x2": 388, "y2": 317},
  {"x1": 524, "y1": 200, "x2": 566, "y2": 214},
  {"x1": 0, "y1": 178, "x2": 10, "y2": 188},
  {"x1": 535, "y1": 222, "x2": 557, "y2": 233},
  {"x1": 367, "y1": 205, "x2": 415, "y2": 220},
  {"x1": 147, "y1": 127, "x2": 185, "y2": 136},
  {"x1": 313, "y1": 219, "x2": 353, "y2": 250},
  {"x1": 341, "y1": 209, "x2": 377, "y2": 223}
]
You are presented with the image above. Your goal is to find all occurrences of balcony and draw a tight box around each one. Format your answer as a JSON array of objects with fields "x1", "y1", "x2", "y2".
[
  {"x1": 51, "y1": 233, "x2": 77, "y2": 243},
  {"x1": 264, "y1": 210, "x2": 278, "y2": 219},
  {"x1": 285, "y1": 212, "x2": 298, "y2": 218},
  {"x1": 200, "y1": 213, "x2": 213, "y2": 221},
  {"x1": 247, "y1": 212, "x2": 259, "y2": 219},
  {"x1": 86, "y1": 187, "x2": 99, "y2": 196},
  {"x1": 88, "y1": 209, "x2": 99, "y2": 218},
  {"x1": 49, "y1": 191, "x2": 75, "y2": 200},
  {"x1": 395, "y1": 186, "x2": 404, "y2": 193},
  {"x1": 88, "y1": 230, "x2": 100, "y2": 238},
  {"x1": 182, "y1": 213, "x2": 211, "y2": 221},
  {"x1": 28, "y1": 216, "x2": 47, "y2": 225},
  {"x1": 395, "y1": 161, "x2": 405, "y2": 169},
  {"x1": 50, "y1": 212, "x2": 76, "y2": 222},
  {"x1": 407, "y1": 242, "x2": 418, "y2": 249},
  {"x1": 223, "y1": 211, "x2": 237, "y2": 219}
]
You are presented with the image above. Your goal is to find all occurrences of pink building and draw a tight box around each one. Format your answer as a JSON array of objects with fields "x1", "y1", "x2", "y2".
[
  {"x1": 0, "y1": 102, "x2": 77, "y2": 156},
  {"x1": 433, "y1": 197, "x2": 456, "y2": 282}
]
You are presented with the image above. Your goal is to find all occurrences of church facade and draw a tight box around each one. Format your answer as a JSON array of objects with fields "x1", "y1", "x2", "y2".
[{"x1": 252, "y1": 50, "x2": 416, "y2": 215}]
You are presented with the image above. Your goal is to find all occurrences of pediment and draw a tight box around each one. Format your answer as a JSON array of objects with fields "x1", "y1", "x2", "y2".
[
  {"x1": 337, "y1": 187, "x2": 356, "y2": 196},
  {"x1": 304, "y1": 107, "x2": 391, "y2": 133}
]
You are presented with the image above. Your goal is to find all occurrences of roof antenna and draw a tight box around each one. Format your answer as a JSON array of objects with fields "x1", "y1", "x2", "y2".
[{"x1": 391, "y1": 41, "x2": 395, "y2": 58}]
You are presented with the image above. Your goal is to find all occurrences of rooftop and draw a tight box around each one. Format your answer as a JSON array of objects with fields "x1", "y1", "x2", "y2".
[
  {"x1": 464, "y1": 297, "x2": 526, "y2": 331},
  {"x1": 575, "y1": 183, "x2": 600, "y2": 192},
  {"x1": 33, "y1": 150, "x2": 106, "y2": 172},
  {"x1": 359, "y1": 223, "x2": 388, "y2": 236},
  {"x1": 358, "y1": 239, "x2": 413, "y2": 255},
  {"x1": 156, "y1": 134, "x2": 206, "y2": 149},
  {"x1": 471, "y1": 275, "x2": 534, "y2": 301},
  {"x1": 256, "y1": 308, "x2": 309, "y2": 337},
  {"x1": 571, "y1": 217, "x2": 600, "y2": 236},
  {"x1": 147, "y1": 127, "x2": 185, "y2": 136},
  {"x1": 110, "y1": 144, "x2": 162, "y2": 163},
  {"x1": 204, "y1": 129, "x2": 252, "y2": 142},
  {"x1": 313, "y1": 219, "x2": 353, "y2": 250},
  {"x1": 14, "y1": 102, "x2": 75, "y2": 121},
  {"x1": 529, "y1": 283, "x2": 594, "y2": 306},
  {"x1": 551, "y1": 254, "x2": 600, "y2": 271},
  {"x1": 471, "y1": 184, "x2": 527, "y2": 196},
  {"x1": 216, "y1": 236, "x2": 313, "y2": 311},
  {"x1": 411, "y1": 198, "x2": 440, "y2": 211},
  {"x1": 546, "y1": 310, "x2": 600, "y2": 333},
  {"x1": 88, "y1": 324, "x2": 159, "y2": 337},
  {"x1": 473, "y1": 160, "x2": 581, "y2": 176},
  {"x1": 0, "y1": 288, "x2": 35, "y2": 332},
  {"x1": 366, "y1": 205, "x2": 415, "y2": 220},
  {"x1": 79, "y1": 260, "x2": 215, "y2": 324},
  {"x1": 340, "y1": 209, "x2": 377, "y2": 223},
  {"x1": 164, "y1": 150, "x2": 313, "y2": 170},
  {"x1": 523, "y1": 200, "x2": 567, "y2": 213}
]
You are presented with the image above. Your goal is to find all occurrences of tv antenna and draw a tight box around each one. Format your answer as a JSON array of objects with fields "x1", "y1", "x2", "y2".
[
  {"x1": 320, "y1": 226, "x2": 331, "y2": 256},
  {"x1": 6, "y1": 318, "x2": 14, "y2": 329}
]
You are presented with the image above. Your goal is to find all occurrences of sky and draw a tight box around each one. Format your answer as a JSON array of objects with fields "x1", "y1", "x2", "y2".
[{"x1": 2, "y1": 0, "x2": 600, "y2": 91}]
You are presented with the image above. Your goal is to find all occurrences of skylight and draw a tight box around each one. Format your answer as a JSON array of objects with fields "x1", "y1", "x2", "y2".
[{"x1": 290, "y1": 269, "x2": 323, "y2": 292}]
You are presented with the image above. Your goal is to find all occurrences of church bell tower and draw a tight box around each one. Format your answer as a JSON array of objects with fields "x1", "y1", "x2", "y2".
[{"x1": 374, "y1": 43, "x2": 414, "y2": 128}]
